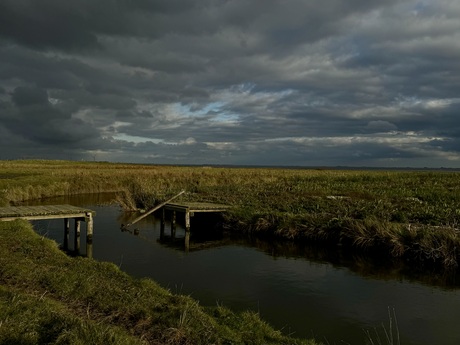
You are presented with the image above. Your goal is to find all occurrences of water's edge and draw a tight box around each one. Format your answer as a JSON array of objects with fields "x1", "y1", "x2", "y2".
[{"x1": 27, "y1": 193, "x2": 460, "y2": 345}]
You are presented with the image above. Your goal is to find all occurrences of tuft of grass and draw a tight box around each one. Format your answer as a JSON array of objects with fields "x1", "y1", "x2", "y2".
[{"x1": 364, "y1": 308, "x2": 400, "y2": 345}]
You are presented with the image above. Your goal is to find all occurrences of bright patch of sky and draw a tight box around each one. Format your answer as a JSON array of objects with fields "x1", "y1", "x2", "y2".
[
  {"x1": 264, "y1": 131, "x2": 445, "y2": 146},
  {"x1": 210, "y1": 113, "x2": 240, "y2": 124},
  {"x1": 175, "y1": 101, "x2": 222, "y2": 117},
  {"x1": 113, "y1": 133, "x2": 163, "y2": 144},
  {"x1": 173, "y1": 101, "x2": 240, "y2": 124}
]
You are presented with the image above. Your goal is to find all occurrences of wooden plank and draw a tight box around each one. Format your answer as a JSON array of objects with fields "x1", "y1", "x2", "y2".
[
  {"x1": 0, "y1": 214, "x2": 87, "y2": 221},
  {"x1": 0, "y1": 205, "x2": 95, "y2": 221},
  {"x1": 164, "y1": 204, "x2": 189, "y2": 213},
  {"x1": 188, "y1": 208, "x2": 229, "y2": 213},
  {"x1": 165, "y1": 202, "x2": 230, "y2": 213}
]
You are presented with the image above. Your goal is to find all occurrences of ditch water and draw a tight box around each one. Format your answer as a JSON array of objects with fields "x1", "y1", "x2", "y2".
[{"x1": 26, "y1": 193, "x2": 460, "y2": 345}]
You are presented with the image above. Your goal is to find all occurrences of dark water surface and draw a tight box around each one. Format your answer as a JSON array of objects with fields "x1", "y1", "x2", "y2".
[{"x1": 28, "y1": 194, "x2": 460, "y2": 345}]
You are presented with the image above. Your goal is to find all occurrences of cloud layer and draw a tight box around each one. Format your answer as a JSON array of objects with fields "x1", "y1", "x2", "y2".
[{"x1": 1, "y1": 0, "x2": 459, "y2": 167}]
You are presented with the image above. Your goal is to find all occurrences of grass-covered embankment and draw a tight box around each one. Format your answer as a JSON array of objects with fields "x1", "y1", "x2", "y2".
[
  {"x1": 0, "y1": 220, "x2": 317, "y2": 345},
  {"x1": 1, "y1": 159, "x2": 460, "y2": 268}
]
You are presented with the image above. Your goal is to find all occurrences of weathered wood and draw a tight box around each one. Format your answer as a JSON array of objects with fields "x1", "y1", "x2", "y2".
[
  {"x1": 0, "y1": 205, "x2": 95, "y2": 258},
  {"x1": 185, "y1": 230, "x2": 190, "y2": 252},
  {"x1": 63, "y1": 218, "x2": 70, "y2": 250},
  {"x1": 0, "y1": 205, "x2": 95, "y2": 221},
  {"x1": 164, "y1": 202, "x2": 230, "y2": 213},
  {"x1": 86, "y1": 212, "x2": 93, "y2": 242},
  {"x1": 185, "y1": 210, "x2": 191, "y2": 232},
  {"x1": 74, "y1": 219, "x2": 81, "y2": 254},
  {"x1": 160, "y1": 207, "x2": 165, "y2": 240},
  {"x1": 160, "y1": 201, "x2": 230, "y2": 250},
  {"x1": 171, "y1": 211, "x2": 176, "y2": 239},
  {"x1": 86, "y1": 242, "x2": 93, "y2": 259},
  {"x1": 126, "y1": 190, "x2": 185, "y2": 227}
]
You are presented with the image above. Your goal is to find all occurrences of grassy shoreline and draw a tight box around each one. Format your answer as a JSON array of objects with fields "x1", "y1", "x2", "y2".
[{"x1": 0, "y1": 220, "x2": 316, "y2": 344}]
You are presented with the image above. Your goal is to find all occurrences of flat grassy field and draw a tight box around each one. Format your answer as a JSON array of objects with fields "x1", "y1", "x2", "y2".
[{"x1": 2, "y1": 160, "x2": 458, "y2": 268}]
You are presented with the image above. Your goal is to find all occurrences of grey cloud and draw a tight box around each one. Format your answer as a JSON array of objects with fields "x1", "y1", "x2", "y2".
[
  {"x1": 1, "y1": 0, "x2": 460, "y2": 167},
  {"x1": 366, "y1": 121, "x2": 398, "y2": 133},
  {"x1": 1, "y1": 85, "x2": 101, "y2": 148},
  {"x1": 11, "y1": 86, "x2": 49, "y2": 106}
]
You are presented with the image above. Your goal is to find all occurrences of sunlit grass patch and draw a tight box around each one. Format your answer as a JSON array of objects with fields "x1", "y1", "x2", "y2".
[{"x1": 0, "y1": 286, "x2": 142, "y2": 345}]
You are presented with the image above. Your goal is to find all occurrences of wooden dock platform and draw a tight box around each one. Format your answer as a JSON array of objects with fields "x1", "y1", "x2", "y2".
[
  {"x1": 0, "y1": 205, "x2": 95, "y2": 257},
  {"x1": 161, "y1": 202, "x2": 230, "y2": 251},
  {"x1": 165, "y1": 202, "x2": 229, "y2": 214}
]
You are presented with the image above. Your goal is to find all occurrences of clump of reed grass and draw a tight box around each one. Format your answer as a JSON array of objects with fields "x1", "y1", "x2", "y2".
[
  {"x1": 115, "y1": 189, "x2": 137, "y2": 211},
  {"x1": 364, "y1": 307, "x2": 400, "y2": 345}
]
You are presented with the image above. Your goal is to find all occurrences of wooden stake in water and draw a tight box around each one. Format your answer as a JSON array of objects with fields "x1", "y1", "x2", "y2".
[{"x1": 125, "y1": 190, "x2": 185, "y2": 227}]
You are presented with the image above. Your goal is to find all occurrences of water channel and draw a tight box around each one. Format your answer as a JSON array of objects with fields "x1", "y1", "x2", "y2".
[{"x1": 27, "y1": 193, "x2": 460, "y2": 345}]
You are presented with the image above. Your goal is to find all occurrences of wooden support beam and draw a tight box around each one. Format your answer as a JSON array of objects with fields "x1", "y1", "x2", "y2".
[
  {"x1": 185, "y1": 231, "x2": 190, "y2": 252},
  {"x1": 86, "y1": 242, "x2": 93, "y2": 259},
  {"x1": 184, "y1": 209, "x2": 191, "y2": 252},
  {"x1": 160, "y1": 207, "x2": 165, "y2": 240},
  {"x1": 86, "y1": 212, "x2": 93, "y2": 243},
  {"x1": 171, "y1": 211, "x2": 176, "y2": 239},
  {"x1": 63, "y1": 218, "x2": 70, "y2": 251},
  {"x1": 185, "y1": 209, "x2": 191, "y2": 233},
  {"x1": 74, "y1": 219, "x2": 81, "y2": 254},
  {"x1": 126, "y1": 190, "x2": 185, "y2": 227}
]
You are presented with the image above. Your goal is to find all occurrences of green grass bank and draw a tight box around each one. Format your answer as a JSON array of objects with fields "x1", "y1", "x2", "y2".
[{"x1": 0, "y1": 220, "x2": 318, "y2": 345}]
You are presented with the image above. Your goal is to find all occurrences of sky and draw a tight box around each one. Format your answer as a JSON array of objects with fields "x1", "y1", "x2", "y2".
[{"x1": 1, "y1": 0, "x2": 460, "y2": 167}]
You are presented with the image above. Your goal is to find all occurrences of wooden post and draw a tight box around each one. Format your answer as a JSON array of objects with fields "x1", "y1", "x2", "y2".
[
  {"x1": 74, "y1": 219, "x2": 81, "y2": 254},
  {"x1": 86, "y1": 242, "x2": 93, "y2": 259},
  {"x1": 86, "y1": 213, "x2": 93, "y2": 243},
  {"x1": 185, "y1": 230, "x2": 190, "y2": 252},
  {"x1": 185, "y1": 210, "x2": 191, "y2": 233},
  {"x1": 86, "y1": 213, "x2": 93, "y2": 258},
  {"x1": 185, "y1": 209, "x2": 191, "y2": 252},
  {"x1": 63, "y1": 218, "x2": 70, "y2": 251},
  {"x1": 171, "y1": 211, "x2": 176, "y2": 239},
  {"x1": 160, "y1": 207, "x2": 165, "y2": 240}
]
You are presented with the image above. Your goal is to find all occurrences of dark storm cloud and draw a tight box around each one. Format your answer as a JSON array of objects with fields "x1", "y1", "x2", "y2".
[
  {"x1": 1, "y1": 0, "x2": 460, "y2": 166},
  {"x1": 11, "y1": 86, "x2": 49, "y2": 107},
  {"x1": 1, "y1": 85, "x2": 101, "y2": 148}
]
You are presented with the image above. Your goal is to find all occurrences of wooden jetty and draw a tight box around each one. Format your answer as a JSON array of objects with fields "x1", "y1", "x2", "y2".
[
  {"x1": 161, "y1": 202, "x2": 230, "y2": 251},
  {"x1": 0, "y1": 205, "x2": 95, "y2": 257}
]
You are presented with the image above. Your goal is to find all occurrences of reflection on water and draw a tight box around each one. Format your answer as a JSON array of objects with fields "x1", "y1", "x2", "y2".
[
  {"x1": 27, "y1": 194, "x2": 460, "y2": 345},
  {"x1": 237, "y1": 237, "x2": 460, "y2": 290}
]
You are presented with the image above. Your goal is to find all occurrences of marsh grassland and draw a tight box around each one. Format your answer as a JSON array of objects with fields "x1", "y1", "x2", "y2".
[
  {"x1": 2, "y1": 160, "x2": 458, "y2": 268},
  {"x1": 1, "y1": 159, "x2": 459, "y2": 344},
  {"x1": 0, "y1": 160, "x2": 322, "y2": 344}
]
